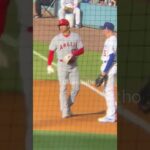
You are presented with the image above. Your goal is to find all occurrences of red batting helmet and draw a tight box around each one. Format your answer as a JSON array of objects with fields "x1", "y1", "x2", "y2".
[{"x1": 58, "y1": 19, "x2": 69, "y2": 26}]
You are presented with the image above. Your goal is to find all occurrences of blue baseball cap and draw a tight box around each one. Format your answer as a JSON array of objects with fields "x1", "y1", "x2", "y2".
[{"x1": 100, "y1": 22, "x2": 114, "y2": 31}]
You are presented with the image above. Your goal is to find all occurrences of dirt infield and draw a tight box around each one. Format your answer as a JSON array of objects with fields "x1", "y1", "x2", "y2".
[{"x1": 33, "y1": 80, "x2": 117, "y2": 134}]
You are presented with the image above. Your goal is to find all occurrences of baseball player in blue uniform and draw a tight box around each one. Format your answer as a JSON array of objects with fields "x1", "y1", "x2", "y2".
[
  {"x1": 98, "y1": 22, "x2": 117, "y2": 123},
  {"x1": 47, "y1": 19, "x2": 84, "y2": 118}
]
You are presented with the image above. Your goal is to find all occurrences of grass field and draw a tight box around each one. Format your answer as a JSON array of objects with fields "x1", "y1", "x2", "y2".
[
  {"x1": 33, "y1": 41, "x2": 102, "y2": 81},
  {"x1": 33, "y1": 131, "x2": 117, "y2": 150}
]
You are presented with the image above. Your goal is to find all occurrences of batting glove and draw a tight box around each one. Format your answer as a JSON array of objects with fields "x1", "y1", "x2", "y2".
[{"x1": 47, "y1": 65, "x2": 54, "y2": 74}]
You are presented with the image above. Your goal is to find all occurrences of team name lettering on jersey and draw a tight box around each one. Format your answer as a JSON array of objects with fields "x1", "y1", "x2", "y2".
[{"x1": 60, "y1": 42, "x2": 77, "y2": 50}]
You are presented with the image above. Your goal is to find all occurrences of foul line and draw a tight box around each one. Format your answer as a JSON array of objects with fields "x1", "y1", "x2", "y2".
[
  {"x1": 118, "y1": 106, "x2": 150, "y2": 133},
  {"x1": 34, "y1": 50, "x2": 150, "y2": 133},
  {"x1": 33, "y1": 50, "x2": 105, "y2": 97}
]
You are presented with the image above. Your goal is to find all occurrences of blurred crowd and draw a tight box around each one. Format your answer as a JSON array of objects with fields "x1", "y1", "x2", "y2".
[
  {"x1": 33, "y1": 0, "x2": 117, "y2": 19},
  {"x1": 83, "y1": 0, "x2": 117, "y2": 6}
]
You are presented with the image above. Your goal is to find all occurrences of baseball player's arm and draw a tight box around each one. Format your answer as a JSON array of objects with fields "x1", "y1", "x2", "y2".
[
  {"x1": 72, "y1": 35, "x2": 84, "y2": 56},
  {"x1": 47, "y1": 50, "x2": 54, "y2": 65},
  {"x1": 72, "y1": 47, "x2": 84, "y2": 56},
  {"x1": 102, "y1": 36, "x2": 117, "y2": 74},
  {"x1": 47, "y1": 37, "x2": 57, "y2": 74},
  {"x1": 47, "y1": 50, "x2": 55, "y2": 74},
  {"x1": 103, "y1": 53, "x2": 115, "y2": 74}
]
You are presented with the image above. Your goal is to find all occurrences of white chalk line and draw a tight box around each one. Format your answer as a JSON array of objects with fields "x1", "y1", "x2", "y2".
[
  {"x1": 33, "y1": 50, "x2": 105, "y2": 97},
  {"x1": 2, "y1": 34, "x2": 150, "y2": 133},
  {"x1": 34, "y1": 50, "x2": 150, "y2": 133},
  {"x1": 118, "y1": 106, "x2": 150, "y2": 133}
]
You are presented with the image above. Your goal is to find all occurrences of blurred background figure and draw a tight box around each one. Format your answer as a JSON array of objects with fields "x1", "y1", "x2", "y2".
[
  {"x1": 0, "y1": 0, "x2": 10, "y2": 68},
  {"x1": 104, "y1": 0, "x2": 117, "y2": 6},
  {"x1": 33, "y1": 0, "x2": 54, "y2": 18},
  {"x1": 0, "y1": 0, "x2": 10, "y2": 37},
  {"x1": 58, "y1": 0, "x2": 81, "y2": 28},
  {"x1": 16, "y1": 0, "x2": 32, "y2": 149},
  {"x1": 0, "y1": 0, "x2": 32, "y2": 150}
]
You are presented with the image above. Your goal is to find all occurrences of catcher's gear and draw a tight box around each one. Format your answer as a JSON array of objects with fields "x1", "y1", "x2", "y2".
[
  {"x1": 64, "y1": 6, "x2": 73, "y2": 13},
  {"x1": 63, "y1": 53, "x2": 74, "y2": 64},
  {"x1": 95, "y1": 74, "x2": 108, "y2": 87},
  {"x1": 47, "y1": 65, "x2": 54, "y2": 74},
  {"x1": 58, "y1": 19, "x2": 69, "y2": 26}
]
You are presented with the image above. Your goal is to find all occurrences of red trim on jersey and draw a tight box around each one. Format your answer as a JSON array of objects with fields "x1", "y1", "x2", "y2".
[
  {"x1": 0, "y1": 0, "x2": 10, "y2": 37},
  {"x1": 47, "y1": 50, "x2": 54, "y2": 65},
  {"x1": 72, "y1": 47, "x2": 84, "y2": 56}
]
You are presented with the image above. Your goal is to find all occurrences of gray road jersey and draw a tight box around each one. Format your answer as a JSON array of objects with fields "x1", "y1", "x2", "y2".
[{"x1": 49, "y1": 32, "x2": 83, "y2": 62}]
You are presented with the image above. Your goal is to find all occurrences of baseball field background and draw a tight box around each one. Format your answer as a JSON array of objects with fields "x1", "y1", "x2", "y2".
[
  {"x1": 33, "y1": 17, "x2": 117, "y2": 150},
  {"x1": 1, "y1": 0, "x2": 150, "y2": 149}
]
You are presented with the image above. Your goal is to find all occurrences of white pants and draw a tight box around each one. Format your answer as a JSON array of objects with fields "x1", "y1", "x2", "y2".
[
  {"x1": 101, "y1": 63, "x2": 117, "y2": 118},
  {"x1": 57, "y1": 63, "x2": 80, "y2": 117},
  {"x1": 58, "y1": 7, "x2": 81, "y2": 25}
]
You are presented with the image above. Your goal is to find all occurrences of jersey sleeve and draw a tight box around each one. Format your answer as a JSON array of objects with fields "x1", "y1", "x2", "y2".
[
  {"x1": 103, "y1": 53, "x2": 115, "y2": 73},
  {"x1": 77, "y1": 35, "x2": 84, "y2": 49},
  {"x1": 107, "y1": 36, "x2": 117, "y2": 55},
  {"x1": 49, "y1": 36, "x2": 57, "y2": 51}
]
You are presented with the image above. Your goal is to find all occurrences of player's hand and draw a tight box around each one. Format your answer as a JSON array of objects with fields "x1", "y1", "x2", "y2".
[
  {"x1": 47, "y1": 65, "x2": 54, "y2": 74},
  {"x1": 101, "y1": 72, "x2": 107, "y2": 76},
  {"x1": 95, "y1": 74, "x2": 108, "y2": 87}
]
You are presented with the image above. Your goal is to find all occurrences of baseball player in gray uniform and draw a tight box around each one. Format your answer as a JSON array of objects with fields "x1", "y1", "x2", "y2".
[{"x1": 47, "y1": 19, "x2": 84, "y2": 118}]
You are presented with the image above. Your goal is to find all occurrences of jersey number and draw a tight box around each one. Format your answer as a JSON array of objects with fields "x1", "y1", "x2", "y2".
[{"x1": 103, "y1": 50, "x2": 107, "y2": 56}]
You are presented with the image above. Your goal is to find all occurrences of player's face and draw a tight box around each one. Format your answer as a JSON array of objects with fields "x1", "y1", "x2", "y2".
[
  {"x1": 59, "y1": 25, "x2": 69, "y2": 33},
  {"x1": 102, "y1": 29, "x2": 112, "y2": 37},
  {"x1": 102, "y1": 29, "x2": 109, "y2": 36}
]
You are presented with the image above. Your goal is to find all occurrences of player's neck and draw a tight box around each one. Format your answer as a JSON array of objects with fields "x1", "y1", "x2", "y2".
[
  {"x1": 106, "y1": 32, "x2": 113, "y2": 38},
  {"x1": 63, "y1": 31, "x2": 70, "y2": 37}
]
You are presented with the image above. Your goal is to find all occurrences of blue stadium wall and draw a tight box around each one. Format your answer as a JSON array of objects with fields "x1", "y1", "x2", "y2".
[
  {"x1": 56, "y1": 1, "x2": 117, "y2": 31},
  {"x1": 80, "y1": 3, "x2": 117, "y2": 30}
]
